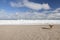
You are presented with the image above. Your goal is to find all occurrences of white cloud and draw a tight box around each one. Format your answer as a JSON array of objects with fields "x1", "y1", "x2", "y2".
[
  {"x1": 0, "y1": 8, "x2": 60, "y2": 20},
  {"x1": 10, "y1": 2, "x2": 24, "y2": 7},
  {"x1": 47, "y1": 8, "x2": 60, "y2": 19},
  {"x1": 24, "y1": 2, "x2": 42, "y2": 10},
  {"x1": 0, "y1": 10, "x2": 7, "y2": 19},
  {"x1": 0, "y1": 9, "x2": 45, "y2": 20},
  {"x1": 13, "y1": 8, "x2": 60, "y2": 20},
  {"x1": 15, "y1": 11, "x2": 46, "y2": 20},
  {"x1": 47, "y1": 13, "x2": 60, "y2": 19},
  {"x1": 0, "y1": 9, "x2": 17, "y2": 20},
  {"x1": 42, "y1": 3, "x2": 50, "y2": 10},
  {"x1": 10, "y1": 0, "x2": 50, "y2": 10},
  {"x1": 53, "y1": 8, "x2": 60, "y2": 13},
  {"x1": 24, "y1": 0, "x2": 50, "y2": 10}
]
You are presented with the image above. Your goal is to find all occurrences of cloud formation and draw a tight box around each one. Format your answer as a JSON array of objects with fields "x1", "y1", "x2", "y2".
[
  {"x1": 47, "y1": 8, "x2": 60, "y2": 20},
  {"x1": 0, "y1": 8, "x2": 60, "y2": 20},
  {"x1": 0, "y1": 9, "x2": 17, "y2": 20},
  {"x1": 0, "y1": 9, "x2": 46, "y2": 20},
  {"x1": 10, "y1": 2, "x2": 24, "y2": 7},
  {"x1": 15, "y1": 8, "x2": 60, "y2": 20},
  {"x1": 0, "y1": 0, "x2": 60, "y2": 20},
  {"x1": 10, "y1": 0, "x2": 50, "y2": 10},
  {"x1": 15, "y1": 11, "x2": 46, "y2": 20}
]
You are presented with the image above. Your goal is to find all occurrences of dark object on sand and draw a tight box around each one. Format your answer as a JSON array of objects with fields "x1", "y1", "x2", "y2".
[
  {"x1": 42, "y1": 25, "x2": 54, "y2": 29},
  {"x1": 49, "y1": 25, "x2": 53, "y2": 28}
]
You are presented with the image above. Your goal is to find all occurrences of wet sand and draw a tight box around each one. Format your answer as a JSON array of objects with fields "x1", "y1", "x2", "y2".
[{"x1": 0, "y1": 25, "x2": 60, "y2": 40}]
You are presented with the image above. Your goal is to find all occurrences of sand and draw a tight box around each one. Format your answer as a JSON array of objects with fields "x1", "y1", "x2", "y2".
[{"x1": 0, "y1": 25, "x2": 60, "y2": 40}]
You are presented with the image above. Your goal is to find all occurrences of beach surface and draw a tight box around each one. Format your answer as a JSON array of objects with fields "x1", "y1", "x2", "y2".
[{"x1": 0, "y1": 25, "x2": 60, "y2": 40}]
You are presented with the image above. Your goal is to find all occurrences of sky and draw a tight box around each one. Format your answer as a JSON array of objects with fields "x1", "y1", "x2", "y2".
[{"x1": 0, "y1": 0, "x2": 60, "y2": 20}]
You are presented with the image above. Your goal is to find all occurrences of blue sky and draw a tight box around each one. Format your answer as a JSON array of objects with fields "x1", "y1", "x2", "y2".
[{"x1": 0, "y1": 0, "x2": 60, "y2": 20}]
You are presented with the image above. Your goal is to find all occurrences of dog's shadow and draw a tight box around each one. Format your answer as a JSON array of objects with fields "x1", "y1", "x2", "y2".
[{"x1": 42, "y1": 27, "x2": 50, "y2": 29}]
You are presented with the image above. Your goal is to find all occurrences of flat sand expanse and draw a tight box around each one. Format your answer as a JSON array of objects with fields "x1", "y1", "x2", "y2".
[{"x1": 0, "y1": 25, "x2": 60, "y2": 40}]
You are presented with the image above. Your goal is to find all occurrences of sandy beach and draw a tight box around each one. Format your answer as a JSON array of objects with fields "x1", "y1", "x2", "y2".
[{"x1": 0, "y1": 25, "x2": 60, "y2": 40}]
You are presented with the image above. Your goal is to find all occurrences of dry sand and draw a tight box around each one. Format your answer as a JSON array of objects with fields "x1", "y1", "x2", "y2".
[{"x1": 0, "y1": 25, "x2": 60, "y2": 40}]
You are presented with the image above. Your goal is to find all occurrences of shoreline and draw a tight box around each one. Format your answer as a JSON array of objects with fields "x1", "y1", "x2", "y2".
[{"x1": 0, "y1": 20, "x2": 60, "y2": 25}]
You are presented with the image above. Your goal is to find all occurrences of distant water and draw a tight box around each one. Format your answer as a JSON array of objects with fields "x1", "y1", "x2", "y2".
[{"x1": 0, "y1": 20, "x2": 60, "y2": 25}]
